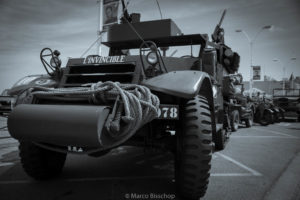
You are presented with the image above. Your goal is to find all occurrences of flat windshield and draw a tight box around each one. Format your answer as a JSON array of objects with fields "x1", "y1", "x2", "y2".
[{"x1": 126, "y1": 45, "x2": 201, "y2": 58}]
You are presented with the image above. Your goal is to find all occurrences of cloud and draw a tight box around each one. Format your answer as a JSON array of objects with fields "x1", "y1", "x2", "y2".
[{"x1": 0, "y1": 0, "x2": 300, "y2": 92}]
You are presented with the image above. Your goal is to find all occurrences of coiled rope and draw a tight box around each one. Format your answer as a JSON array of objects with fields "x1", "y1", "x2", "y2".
[{"x1": 30, "y1": 81, "x2": 160, "y2": 141}]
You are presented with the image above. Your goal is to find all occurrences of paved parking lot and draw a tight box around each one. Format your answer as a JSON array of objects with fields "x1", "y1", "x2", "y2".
[{"x1": 0, "y1": 117, "x2": 300, "y2": 200}]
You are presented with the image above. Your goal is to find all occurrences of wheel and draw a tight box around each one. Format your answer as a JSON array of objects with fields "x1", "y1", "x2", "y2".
[
  {"x1": 269, "y1": 111, "x2": 275, "y2": 124},
  {"x1": 214, "y1": 129, "x2": 227, "y2": 151},
  {"x1": 273, "y1": 112, "x2": 280, "y2": 123},
  {"x1": 245, "y1": 111, "x2": 253, "y2": 128},
  {"x1": 230, "y1": 110, "x2": 239, "y2": 132},
  {"x1": 19, "y1": 141, "x2": 67, "y2": 180},
  {"x1": 270, "y1": 112, "x2": 275, "y2": 124},
  {"x1": 176, "y1": 95, "x2": 212, "y2": 200},
  {"x1": 280, "y1": 110, "x2": 285, "y2": 121},
  {"x1": 259, "y1": 109, "x2": 271, "y2": 126}
]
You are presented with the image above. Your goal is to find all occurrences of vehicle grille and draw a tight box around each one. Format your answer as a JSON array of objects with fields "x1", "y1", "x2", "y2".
[{"x1": 61, "y1": 63, "x2": 136, "y2": 87}]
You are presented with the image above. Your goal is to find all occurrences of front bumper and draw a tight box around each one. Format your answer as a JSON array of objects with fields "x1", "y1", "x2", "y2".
[
  {"x1": 0, "y1": 96, "x2": 16, "y2": 116},
  {"x1": 8, "y1": 104, "x2": 110, "y2": 148}
]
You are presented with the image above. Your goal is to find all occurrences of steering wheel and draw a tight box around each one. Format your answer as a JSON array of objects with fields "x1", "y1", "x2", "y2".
[{"x1": 40, "y1": 48, "x2": 61, "y2": 76}]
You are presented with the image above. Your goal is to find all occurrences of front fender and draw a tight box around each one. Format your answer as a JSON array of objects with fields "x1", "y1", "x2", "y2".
[
  {"x1": 142, "y1": 71, "x2": 211, "y2": 99},
  {"x1": 8, "y1": 75, "x2": 57, "y2": 96}
]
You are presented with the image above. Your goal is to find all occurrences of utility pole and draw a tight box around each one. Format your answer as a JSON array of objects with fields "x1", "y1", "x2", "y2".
[
  {"x1": 235, "y1": 25, "x2": 272, "y2": 97},
  {"x1": 97, "y1": 0, "x2": 103, "y2": 56}
]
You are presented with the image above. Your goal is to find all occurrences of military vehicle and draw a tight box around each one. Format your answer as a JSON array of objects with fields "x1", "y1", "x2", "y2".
[
  {"x1": 273, "y1": 88, "x2": 300, "y2": 121},
  {"x1": 232, "y1": 84, "x2": 254, "y2": 129},
  {"x1": 223, "y1": 74, "x2": 254, "y2": 131},
  {"x1": 0, "y1": 3, "x2": 240, "y2": 199},
  {"x1": 263, "y1": 94, "x2": 284, "y2": 123},
  {"x1": 250, "y1": 93, "x2": 274, "y2": 125}
]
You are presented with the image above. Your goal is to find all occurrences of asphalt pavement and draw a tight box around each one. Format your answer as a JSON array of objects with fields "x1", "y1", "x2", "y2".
[{"x1": 0, "y1": 117, "x2": 300, "y2": 200}]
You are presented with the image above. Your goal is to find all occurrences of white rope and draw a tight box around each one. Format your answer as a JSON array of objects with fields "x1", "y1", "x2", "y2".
[{"x1": 31, "y1": 82, "x2": 160, "y2": 141}]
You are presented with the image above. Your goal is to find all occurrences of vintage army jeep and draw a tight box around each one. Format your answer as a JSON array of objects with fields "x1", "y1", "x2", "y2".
[
  {"x1": 273, "y1": 88, "x2": 299, "y2": 121},
  {"x1": 250, "y1": 93, "x2": 275, "y2": 125},
  {"x1": 223, "y1": 75, "x2": 254, "y2": 131},
  {"x1": 262, "y1": 94, "x2": 285, "y2": 123},
  {"x1": 0, "y1": 6, "x2": 239, "y2": 200}
]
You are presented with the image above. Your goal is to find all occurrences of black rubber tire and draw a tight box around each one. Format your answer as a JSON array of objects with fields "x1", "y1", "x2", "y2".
[
  {"x1": 230, "y1": 110, "x2": 239, "y2": 132},
  {"x1": 273, "y1": 112, "x2": 280, "y2": 123},
  {"x1": 270, "y1": 113, "x2": 275, "y2": 124},
  {"x1": 176, "y1": 95, "x2": 212, "y2": 200},
  {"x1": 245, "y1": 111, "x2": 253, "y2": 128},
  {"x1": 214, "y1": 129, "x2": 227, "y2": 151},
  {"x1": 280, "y1": 111, "x2": 285, "y2": 121},
  {"x1": 19, "y1": 141, "x2": 67, "y2": 180},
  {"x1": 268, "y1": 111, "x2": 274, "y2": 124},
  {"x1": 259, "y1": 110, "x2": 271, "y2": 126}
]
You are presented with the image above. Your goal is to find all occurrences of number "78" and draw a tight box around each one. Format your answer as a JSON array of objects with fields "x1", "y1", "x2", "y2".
[{"x1": 158, "y1": 106, "x2": 178, "y2": 119}]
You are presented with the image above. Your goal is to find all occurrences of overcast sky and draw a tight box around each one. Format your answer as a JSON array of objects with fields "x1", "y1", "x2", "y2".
[{"x1": 0, "y1": 0, "x2": 299, "y2": 92}]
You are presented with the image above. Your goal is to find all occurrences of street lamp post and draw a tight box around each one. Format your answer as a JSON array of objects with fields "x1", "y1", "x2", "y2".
[
  {"x1": 97, "y1": 0, "x2": 103, "y2": 56},
  {"x1": 235, "y1": 25, "x2": 272, "y2": 97},
  {"x1": 273, "y1": 57, "x2": 296, "y2": 90}
]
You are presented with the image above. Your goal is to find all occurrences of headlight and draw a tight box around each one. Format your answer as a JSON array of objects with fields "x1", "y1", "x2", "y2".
[
  {"x1": 146, "y1": 52, "x2": 158, "y2": 65},
  {"x1": 50, "y1": 57, "x2": 61, "y2": 68}
]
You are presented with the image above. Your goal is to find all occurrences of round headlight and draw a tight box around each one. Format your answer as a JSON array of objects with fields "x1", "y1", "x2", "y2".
[
  {"x1": 146, "y1": 52, "x2": 158, "y2": 65},
  {"x1": 50, "y1": 57, "x2": 61, "y2": 68}
]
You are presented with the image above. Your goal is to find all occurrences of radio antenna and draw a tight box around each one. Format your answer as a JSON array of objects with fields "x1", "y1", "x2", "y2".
[{"x1": 155, "y1": 0, "x2": 163, "y2": 19}]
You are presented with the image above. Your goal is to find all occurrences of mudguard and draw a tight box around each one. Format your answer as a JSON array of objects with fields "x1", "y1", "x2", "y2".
[
  {"x1": 7, "y1": 75, "x2": 57, "y2": 96},
  {"x1": 142, "y1": 71, "x2": 212, "y2": 99}
]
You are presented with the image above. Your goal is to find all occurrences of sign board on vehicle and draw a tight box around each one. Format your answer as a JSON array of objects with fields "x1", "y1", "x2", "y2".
[{"x1": 84, "y1": 55, "x2": 125, "y2": 64}]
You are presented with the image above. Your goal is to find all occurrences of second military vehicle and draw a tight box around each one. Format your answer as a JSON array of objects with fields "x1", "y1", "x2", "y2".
[
  {"x1": 273, "y1": 88, "x2": 300, "y2": 121},
  {"x1": 223, "y1": 74, "x2": 254, "y2": 131}
]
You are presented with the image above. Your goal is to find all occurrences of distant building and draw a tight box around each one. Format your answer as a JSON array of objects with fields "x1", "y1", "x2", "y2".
[
  {"x1": 243, "y1": 80, "x2": 282, "y2": 95},
  {"x1": 288, "y1": 73, "x2": 300, "y2": 89},
  {"x1": 243, "y1": 73, "x2": 300, "y2": 95},
  {"x1": 264, "y1": 75, "x2": 276, "y2": 81}
]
